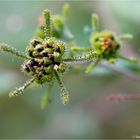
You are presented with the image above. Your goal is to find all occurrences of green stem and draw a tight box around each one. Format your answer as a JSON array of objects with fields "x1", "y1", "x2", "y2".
[
  {"x1": 92, "y1": 13, "x2": 99, "y2": 32},
  {"x1": 119, "y1": 34, "x2": 133, "y2": 40},
  {"x1": 118, "y1": 54, "x2": 137, "y2": 64},
  {"x1": 9, "y1": 77, "x2": 35, "y2": 97},
  {"x1": 119, "y1": 55, "x2": 130, "y2": 61},
  {"x1": 0, "y1": 44, "x2": 29, "y2": 59},
  {"x1": 63, "y1": 50, "x2": 98, "y2": 64},
  {"x1": 71, "y1": 46, "x2": 92, "y2": 52},
  {"x1": 43, "y1": 10, "x2": 51, "y2": 38},
  {"x1": 85, "y1": 57, "x2": 100, "y2": 73},
  {"x1": 54, "y1": 70, "x2": 69, "y2": 105}
]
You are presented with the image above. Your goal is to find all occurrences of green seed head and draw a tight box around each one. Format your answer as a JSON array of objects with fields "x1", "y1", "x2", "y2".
[{"x1": 22, "y1": 38, "x2": 66, "y2": 84}]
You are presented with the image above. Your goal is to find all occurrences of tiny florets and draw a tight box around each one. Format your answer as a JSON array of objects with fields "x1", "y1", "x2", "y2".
[
  {"x1": 22, "y1": 38, "x2": 67, "y2": 84},
  {"x1": 91, "y1": 31, "x2": 120, "y2": 61}
]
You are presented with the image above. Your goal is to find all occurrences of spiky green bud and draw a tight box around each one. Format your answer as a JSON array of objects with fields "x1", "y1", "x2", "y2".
[
  {"x1": 23, "y1": 38, "x2": 66, "y2": 84},
  {"x1": 91, "y1": 31, "x2": 120, "y2": 61}
]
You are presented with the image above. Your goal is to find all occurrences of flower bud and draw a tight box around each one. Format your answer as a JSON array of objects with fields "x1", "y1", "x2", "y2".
[
  {"x1": 57, "y1": 63, "x2": 67, "y2": 73},
  {"x1": 22, "y1": 37, "x2": 66, "y2": 84},
  {"x1": 30, "y1": 39, "x2": 41, "y2": 47},
  {"x1": 91, "y1": 31, "x2": 120, "y2": 60}
]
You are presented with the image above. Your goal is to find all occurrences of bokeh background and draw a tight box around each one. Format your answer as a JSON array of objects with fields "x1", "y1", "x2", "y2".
[{"x1": 0, "y1": 0, "x2": 140, "y2": 139}]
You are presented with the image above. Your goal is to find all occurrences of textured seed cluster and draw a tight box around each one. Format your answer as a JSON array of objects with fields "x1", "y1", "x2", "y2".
[
  {"x1": 22, "y1": 38, "x2": 66, "y2": 84},
  {"x1": 92, "y1": 31, "x2": 120, "y2": 60}
]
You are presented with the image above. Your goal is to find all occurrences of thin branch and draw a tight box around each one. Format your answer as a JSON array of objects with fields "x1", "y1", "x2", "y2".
[
  {"x1": 85, "y1": 57, "x2": 100, "y2": 73},
  {"x1": 118, "y1": 54, "x2": 138, "y2": 64},
  {"x1": 119, "y1": 33, "x2": 133, "y2": 40},
  {"x1": 100, "y1": 63, "x2": 140, "y2": 82},
  {"x1": 107, "y1": 94, "x2": 140, "y2": 101},
  {"x1": 71, "y1": 46, "x2": 92, "y2": 52},
  {"x1": 63, "y1": 50, "x2": 98, "y2": 64},
  {"x1": 9, "y1": 77, "x2": 35, "y2": 97},
  {"x1": 0, "y1": 43, "x2": 29, "y2": 59},
  {"x1": 54, "y1": 70, "x2": 69, "y2": 105},
  {"x1": 92, "y1": 13, "x2": 99, "y2": 32}
]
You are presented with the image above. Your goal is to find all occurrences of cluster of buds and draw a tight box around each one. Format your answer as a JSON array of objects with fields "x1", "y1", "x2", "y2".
[
  {"x1": 91, "y1": 31, "x2": 120, "y2": 63},
  {"x1": 0, "y1": 7, "x2": 72, "y2": 107},
  {"x1": 22, "y1": 38, "x2": 67, "y2": 84},
  {"x1": 0, "y1": 4, "x2": 138, "y2": 108}
]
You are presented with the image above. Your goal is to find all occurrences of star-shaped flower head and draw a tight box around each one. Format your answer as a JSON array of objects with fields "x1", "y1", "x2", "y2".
[
  {"x1": 0, "y1": 6, "x2": 99, "y2": 107},
  {"x1": 0, "y1": 9, "x2": 69, "y2": 105},
  {"x1": 23, "y1": 38, "x2": 66, "y2": 84}
]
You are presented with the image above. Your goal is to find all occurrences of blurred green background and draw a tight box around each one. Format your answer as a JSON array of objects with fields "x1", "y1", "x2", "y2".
[{"x1": 0, "y1": 0, "x2": 140, "y2": 139}]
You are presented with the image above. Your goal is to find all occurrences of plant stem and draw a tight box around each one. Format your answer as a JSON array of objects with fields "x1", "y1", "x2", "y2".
[
  {"x1": 100, "y1": 63, "x2": 140, "y2": 82},
  {"x1": 54, "y1": 70, "x2": 69, "y2": 105},
  {"x1": 9, "y1": 77, "x2": 35, "y2": 97},
  {"x1": 118, "y1": 54, "x2": 137, "y2": 64},
  {"x1": 71, "y1": 46, "x2": 92, "y2": 52},
  {"x1": 85, "y1": 57, "x2": 100, "y2": 73},
  {"x1": 0, "y1": 44, "x2": 29, "y2": 59},
  {"x1": 43, "y1": 10, "x2": 51, "y2": 37},
  {"x1": 92, "y1": 13, "x2": 99, "y2": 31},
  {"x1": 119, "y1": 34, "x2": 133, "y2": 40},
  {"x1": 63, "y1": 50, "x2": 98, "y2": 64}
]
